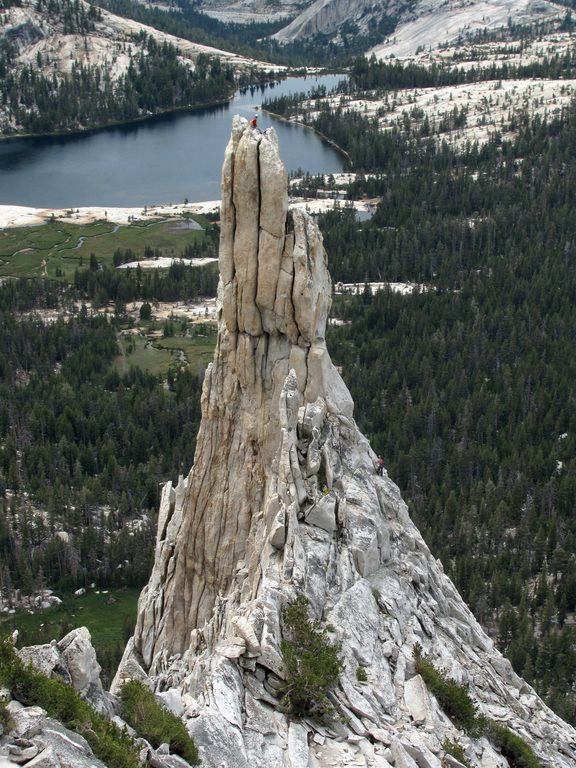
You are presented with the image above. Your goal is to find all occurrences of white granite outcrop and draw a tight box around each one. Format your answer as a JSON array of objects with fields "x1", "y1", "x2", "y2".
[
  {"x1": 113, "y1": 117, "x2": 576, "y2": 768},
  {"x1": 272, "y1": 0, "x2": 376, "y2": 43},
  {"x1": 17, "y1": 627, "x2": 113, "y2": 716}
]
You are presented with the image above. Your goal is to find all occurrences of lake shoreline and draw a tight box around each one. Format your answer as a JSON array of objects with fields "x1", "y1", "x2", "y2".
[
  {"x1": 261, "y1": 109, "x2": 352, "y2": 167},
  {"x1": 0, "y1": 193, "x2": 377, "y2": 230},
  {"x1": 0, "y1": 95, "x2": 237, "y2": 144},
  {"x1": 0, "y1": 73, "x2": 347, "y2": 208},
  {"x1": 0, "y1": 201, "x2": 221, "y2": 229},
  {"x1": 0, "y1": 68, "x2": 344, "y2": 143}
]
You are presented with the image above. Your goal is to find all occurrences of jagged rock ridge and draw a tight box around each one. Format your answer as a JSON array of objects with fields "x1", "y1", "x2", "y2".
[
  {"x1": 115, "y1": 116, "x2": 576, "y2": 768},
  {"x1": 271, "y1": 0, "x2": 385, "y2": 44}
]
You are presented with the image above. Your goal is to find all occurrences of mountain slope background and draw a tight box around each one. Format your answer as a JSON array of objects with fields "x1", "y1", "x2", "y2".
[
  {"x1": 0, "y1": 0, "x2": 280, "y2": 134},
  {"x1": 198, "y1": 0, "x2": 567, "y2": 52},
  {"x1": 1, "y1": 0, "x2": 573, "y2": 135}
]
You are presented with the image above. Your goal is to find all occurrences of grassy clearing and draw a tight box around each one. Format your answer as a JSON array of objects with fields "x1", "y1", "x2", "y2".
[
  {"x1": 0, "y1": 588, "x2": 140, "y2": 650},
  {"x1": 0, "y1": 588, "x2": 140, "y2": 684},
  {"x1": 156, "y1": 334, "x2": 216, "y2": 373},
  {"x1": 0, "y1": 217, "x2": 210, "y2": 280},
  {"x1": 115, "y1": 334, "x2": 175, "y2": 377},
  {"x1": 71, "y1": 218, "x2": 209, "y2": 263},
  {"x1": 115, "y1": 328, "x2": 216, "y2": 378}
]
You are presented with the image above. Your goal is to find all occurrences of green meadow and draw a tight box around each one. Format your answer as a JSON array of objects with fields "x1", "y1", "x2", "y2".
[
  {"x1": 115, "y1": 325, "x2": 217, "y2": 378},
  {"x1": 154, "y1": 331, "x2": 216, "y2": 373},
  {"x1": 116, "y1": 333, "x2": 175, "y2": 378},
  {"x1": 0, "y1": 588, "x2": 140, "y2": 681},
  {"x1": 0, "y1": 215, "x2": 211, "y2": 280}
]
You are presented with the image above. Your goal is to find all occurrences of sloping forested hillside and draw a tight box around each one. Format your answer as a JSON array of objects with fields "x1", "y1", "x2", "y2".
[
  {"x1": 0, "y1": 275, "x2": 209, "y2": 596},
  {"x1": 0, "y1": 0, "x2": 241, "y2": 134}
]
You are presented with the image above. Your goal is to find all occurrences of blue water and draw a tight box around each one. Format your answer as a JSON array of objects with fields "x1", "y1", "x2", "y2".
[{"x1": 0, "y1": 74, "x2": 346, "y2": 208}]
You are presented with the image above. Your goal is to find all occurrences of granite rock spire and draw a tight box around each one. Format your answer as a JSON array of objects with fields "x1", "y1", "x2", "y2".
[{"x1": 114, "y1": 117, "x2": 576, "y2": 768}]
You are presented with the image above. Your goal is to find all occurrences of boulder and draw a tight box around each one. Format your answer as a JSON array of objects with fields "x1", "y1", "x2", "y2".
[
  {"x1": 403, "y1": 675, "x2": 431, "y2": 725},
  {"x1": 57, "y1": 628, "x2": 101, "y2": 695},
  {"x1": 17, "y1": 628, "x2": 112, "y2": 716},
  {"x1": 1, "y1": 713, "x2": 107, "y2": 768}
]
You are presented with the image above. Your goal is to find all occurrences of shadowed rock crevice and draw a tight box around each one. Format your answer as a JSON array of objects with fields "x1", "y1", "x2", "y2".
[{"x1": 114, "y1": 116, "x2": 576, "y2": 768}]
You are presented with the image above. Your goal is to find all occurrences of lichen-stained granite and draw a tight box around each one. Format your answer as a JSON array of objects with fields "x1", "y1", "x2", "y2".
[{"x1": 113, "y1": 116, "x2": 576, "y2": 768}]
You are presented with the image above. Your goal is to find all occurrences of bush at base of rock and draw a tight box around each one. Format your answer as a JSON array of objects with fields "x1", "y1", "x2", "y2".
[
  {"x1": 120, "y1": 679, "x2": 200, "y2": 765},
  {"x1": 485, "y1": 720, "x2": 542, "y2": 768},
  {"x1": 442, "y1": 737, "x2": 473, "y2": 768},
  {"x1": 0, "y1": 695, "x2": 14, "y2": 734},
  {"x1": 0, "y1": 636, "x2": 141, "y2": 768}
]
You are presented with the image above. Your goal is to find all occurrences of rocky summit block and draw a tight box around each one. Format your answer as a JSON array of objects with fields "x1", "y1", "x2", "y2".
[{"x1": 114, "y1": 117, "x2": 576, "y2": 768}]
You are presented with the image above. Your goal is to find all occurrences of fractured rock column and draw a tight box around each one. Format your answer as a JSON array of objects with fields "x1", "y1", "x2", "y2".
[{"x1": 128, "y1": 116, "x2": 342, "y2": 668}]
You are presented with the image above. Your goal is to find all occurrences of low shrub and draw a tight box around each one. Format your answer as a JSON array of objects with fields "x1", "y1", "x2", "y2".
[
  {"x1": 413, "y1": 644, "x2": 478, "y2": 732},
  {"x1": 442, "y1": 737, "x2": 473, "y2": 768},
  {"x1": 414, "y1": 645, "x2": 541, "y2": 768},
  {"x1": 356, "y1": 666, "x2": 368, "y2": 682},
  {"x1": 485, "y1": 721, "x2": 542, "y2": 768},
  {"x1": 279, "y1": 595, "x2": 343, "y2": 720},
  {"x1": 0, "y1": 636, "x2": 140, "y2": 768},
  {"x1": 120, "y1": 679, "x2": 200, "y2": 765},
  {"x1": 0, "y1": 696, "x2": 14, "y2": 733}
]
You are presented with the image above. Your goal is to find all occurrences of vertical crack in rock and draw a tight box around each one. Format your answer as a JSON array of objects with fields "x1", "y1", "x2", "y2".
[
  {"x1": 254, "y1": 134, "x2": 262, "y2": 334},
  {"x1": 114, "y1": 117, "x2": 576, "y2": 768}
]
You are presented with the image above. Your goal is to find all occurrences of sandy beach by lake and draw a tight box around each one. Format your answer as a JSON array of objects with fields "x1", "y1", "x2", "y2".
[{"x1": 0, "y1": 185, "x2": 376, "y2": 230}]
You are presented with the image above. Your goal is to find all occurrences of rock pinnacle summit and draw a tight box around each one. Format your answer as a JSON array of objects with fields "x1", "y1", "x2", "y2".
[{"x1": 114, "y1": 117, "x2": 576, "y2": 767}]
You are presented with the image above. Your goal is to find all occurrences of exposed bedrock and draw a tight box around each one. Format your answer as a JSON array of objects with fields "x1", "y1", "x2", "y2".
[
  {"x1": 114, "y1": 117, "x2": 576, "y2": 768},
  {"x1": 272, "y1": 0, "x2": 376, "y2": 43}
]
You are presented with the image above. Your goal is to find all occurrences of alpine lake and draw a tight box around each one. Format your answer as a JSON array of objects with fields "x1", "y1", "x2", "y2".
[{"x1": 0, "y1": 74, "x2": 347, "y2": 208}]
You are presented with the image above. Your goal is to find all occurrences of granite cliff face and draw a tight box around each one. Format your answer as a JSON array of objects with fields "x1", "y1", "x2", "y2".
[
  {"x1": 271, "y1": 0, "x2": 382, "y2": 44},
  {"x1": 114, "y1": 117, "x2": 576, "y2": 768}
]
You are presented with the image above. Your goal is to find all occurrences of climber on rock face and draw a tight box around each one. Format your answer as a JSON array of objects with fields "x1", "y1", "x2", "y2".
[{"x1": 375, "y1": 457, "x2": 385, "y2": 475}]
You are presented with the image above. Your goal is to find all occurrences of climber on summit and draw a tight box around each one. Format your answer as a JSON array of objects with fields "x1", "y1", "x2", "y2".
[{"x1": 251, "y1": 114, "x2": 260, "y2": 132}]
